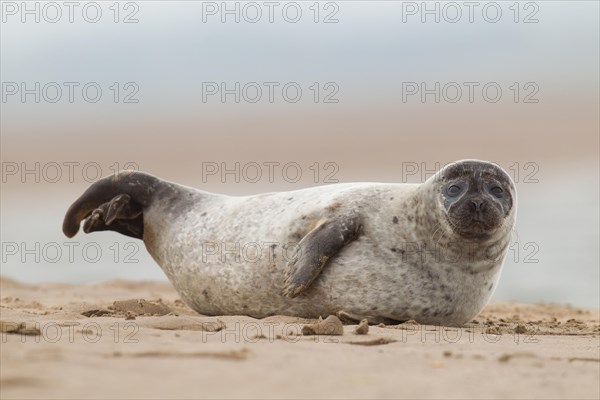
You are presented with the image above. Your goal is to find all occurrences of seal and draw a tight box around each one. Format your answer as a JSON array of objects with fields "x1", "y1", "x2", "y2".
[{"x1": 63, "y1": 159, "x2": 516, "y2": 326}]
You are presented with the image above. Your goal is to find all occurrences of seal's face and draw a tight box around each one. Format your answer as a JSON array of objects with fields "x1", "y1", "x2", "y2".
[{"x1": 439, "y1": 161, "x2": 514, "y2": 240}]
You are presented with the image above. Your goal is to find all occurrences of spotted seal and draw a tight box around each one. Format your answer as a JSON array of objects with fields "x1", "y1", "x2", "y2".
[{"x1": 63, "y1": 159, "x2": 516, "y2": 325}]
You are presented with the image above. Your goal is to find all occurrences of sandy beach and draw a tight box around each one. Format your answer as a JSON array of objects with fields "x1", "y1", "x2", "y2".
[{"x1": 1, "y1": 276, "x2": 598, "y2": 399}]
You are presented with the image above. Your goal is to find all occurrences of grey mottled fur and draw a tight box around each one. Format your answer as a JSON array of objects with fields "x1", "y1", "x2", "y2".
[{"x1": 64, "y1": 160, "x2": 516, "y2": 326}]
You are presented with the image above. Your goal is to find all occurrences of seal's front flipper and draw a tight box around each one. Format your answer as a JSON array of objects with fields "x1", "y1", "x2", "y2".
[
  {"x1": 82, "y1": 194, "x2": 143, "y2": 239},
  {"x1": 283, "y1": 214, "x2": 362, "y2": 298}
]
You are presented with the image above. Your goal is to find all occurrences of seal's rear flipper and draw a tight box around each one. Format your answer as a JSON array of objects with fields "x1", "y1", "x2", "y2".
[
  {"x1": 283, "y1": 213, "x2": 362, "y2": 298},
  {"x1": 82, "y1": 195, "x2": 144, "y2": 239},
  {"x1": 63, "y1": 171, "x2": 160, "y2": 239}
]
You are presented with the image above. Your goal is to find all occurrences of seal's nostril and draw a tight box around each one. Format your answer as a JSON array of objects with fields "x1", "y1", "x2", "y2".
[{"x1": 471, "y1": 200, "x2": 483, "y2": 211}]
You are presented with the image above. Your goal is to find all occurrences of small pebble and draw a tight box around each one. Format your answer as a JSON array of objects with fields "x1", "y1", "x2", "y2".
[{"x1": 354, "y1": 319, "x2": 369, "y2": 335}]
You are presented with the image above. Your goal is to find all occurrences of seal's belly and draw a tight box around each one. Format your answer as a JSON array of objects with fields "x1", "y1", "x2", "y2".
[{"x1": 147, "y1": 223, "x2": 499, "y2": 324}]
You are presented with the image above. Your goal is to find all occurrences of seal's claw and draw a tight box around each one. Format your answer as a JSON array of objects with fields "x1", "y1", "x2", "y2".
[
  {"x1": 282, "y1": 267, "x2": 306, "y2": 298},
  {"x1": 105, "y1": 194, "x2": 132, "y2": 225},
  {"x1": 82, "y1": 207, "x2": 107, "y2": 233}
]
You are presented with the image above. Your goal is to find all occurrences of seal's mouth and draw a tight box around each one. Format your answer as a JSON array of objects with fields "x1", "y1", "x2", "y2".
[{"x1": 457, "y1": 222, "x2": 496, "y2": 240}]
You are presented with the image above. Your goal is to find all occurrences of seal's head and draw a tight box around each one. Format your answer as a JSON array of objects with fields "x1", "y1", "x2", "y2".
[{"x1": 433, "y1": 160, "x2": 516, "y2": 240}]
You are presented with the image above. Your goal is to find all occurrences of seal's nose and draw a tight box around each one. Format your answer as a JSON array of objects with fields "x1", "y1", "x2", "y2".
[{"x1": 471, "y1": 199, "x2": 484, "y2": 211}]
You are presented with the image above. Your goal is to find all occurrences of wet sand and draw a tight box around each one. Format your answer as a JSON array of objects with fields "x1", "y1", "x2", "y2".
[{"x1": 1, "y1": 276, "x2": 599, "y2": 399}]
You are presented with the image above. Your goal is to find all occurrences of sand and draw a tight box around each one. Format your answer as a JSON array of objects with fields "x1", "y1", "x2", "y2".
[{"x1": 1, "y1": 276, "x2": 598, "y2": 400}]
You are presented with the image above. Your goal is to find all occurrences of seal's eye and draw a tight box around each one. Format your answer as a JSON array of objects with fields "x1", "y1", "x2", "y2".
[
  {"x1": 491, "y1": 186, "x2": 504, "y2": 197},
  {"x1": 447, "y1": 184, "x2": 462, "y2": 197}
]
